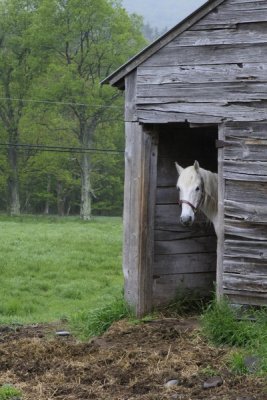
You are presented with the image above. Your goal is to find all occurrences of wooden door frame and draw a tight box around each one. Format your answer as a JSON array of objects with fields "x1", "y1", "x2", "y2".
[{"x1": 216, "y1": 123, "x2": 225, "y2": 299}]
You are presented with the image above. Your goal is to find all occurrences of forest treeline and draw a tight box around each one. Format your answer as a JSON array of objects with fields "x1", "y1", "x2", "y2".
[{"x1": 0, "y1": 0, "x2": 147, "y2": 219}]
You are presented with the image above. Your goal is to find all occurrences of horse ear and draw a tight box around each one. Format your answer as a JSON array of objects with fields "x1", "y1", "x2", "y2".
[
  {"x1": 175, "y1": 162, "x2": 184, "y2": 176},
  {"x1": 194, "y1": 160, "x2": 200, "y2": 171}
]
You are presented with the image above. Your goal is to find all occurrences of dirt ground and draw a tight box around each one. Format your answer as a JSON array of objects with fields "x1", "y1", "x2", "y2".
[{"x1": 0, "y1": 317, "x2": 266, "y2": 400}]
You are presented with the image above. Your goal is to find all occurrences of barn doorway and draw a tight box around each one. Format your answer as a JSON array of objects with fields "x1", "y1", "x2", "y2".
[{"x1": 153, "y1": 123, "x2": 218, "y2": 306}]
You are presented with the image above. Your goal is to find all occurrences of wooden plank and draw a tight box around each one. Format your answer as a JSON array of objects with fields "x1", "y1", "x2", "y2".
[
  {"x1": 225, "y1": 180, "x2": 267, "y2": 205},
  {"x1": 137, "y1": 102, "x2": 267, "y2": 124},
  {"x1": 155, "y1": 236, "x2": 217, "y2": 256},
  {"x1": 224, "y1": 239, "x2": 267, "y2": 260},
  {"x1": 225, "y1": 219, "x2": 267, "y2": 240},
  {"x1": 156, "y1": 186, "x2": 178, "y2": 204},
  {"x1": 154, "y1": 253, "x2": 216, "y2": 275},
  {"x1": 217, "y1": 124, "x2": 225, "y2": 299},
  {"x1": 197, "y1": 9, "x2": 267, "y2": 25},
  {"x1": 153, "y1": 272, "x2": 216, "y2": 305},
  {"x1": 224, "y1": 160, "x2": 267, "y2": 181},
  {"x1": 137, "y1": 82, "x2": 267, "y2": 103},
  {"x1": 143, "y1": 43, "x2": 267, "y2": 67},
  {"x1": 224, "y1": 121, "x2": 267, "y2": 138},
  {"x1": 137, "y1": 63, "x2": 267, "y2": 86},
  {"x1": 224, "y1": 258, "x2": 267, "y2": 275},
  {"x1": 224, "y1": 291, "x2": 267, "y2": 306},
  {"x1": 125, "y1": 71, "x2": 138, "y2": 122},
  {"x1": 225, "y1": 199, "x2": 267, "y2": 223},
  {"x1": 224, "y1": 137, "x2": 267, "y2": 161},
  {"x1": 223, "y1": 273, "x2": 267, "y2": 292},
  {"x1": 123, "y1": 122, "x2": 158, "y2": 316},
  {"x1": 172, "y1": 23, "x2": 267, "y2": 47}
]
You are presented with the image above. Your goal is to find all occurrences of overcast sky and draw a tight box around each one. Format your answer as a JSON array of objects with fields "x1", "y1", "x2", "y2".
[{"x1": 121, "y1": 0, "x2": 207, "y2": 30}]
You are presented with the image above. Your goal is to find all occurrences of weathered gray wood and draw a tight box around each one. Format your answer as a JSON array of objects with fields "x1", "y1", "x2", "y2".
[
  {"x1": 143, "y1": 43, "x2": 267, "y2": 67},
  {"x1": 225, "y1": 181, "x2": 267, "y2": 205},
  {"x1": 224, "y1": 121, "x2": 267, "y2": 138},
  {"x1": 125, "y1": 71, "x2": 138, "y2": 122},
  {"x1": 224, "y1": 161, "x2": 267, "y2": 182},
  {"x1": 153, "y1": 272, "x2": 216, "y2": 305},
  {"x1": 155, "y1": 236, "x2": 217, "y2": 256},
  {"x1": 156, "y1": 186, "x2": 178, "y2": 204},
  {"x1": 137, "y1": 102, "x2": 267, "y2": 124},
  {"x1": 154, "y1": 253, "x2": 216, "y2": 275},
  {"x1": 225, "y1": 199, "x2": 267, "y2": 223},
  {"x1": 123, "y1": 122, "x2": 158, "y2": 316},
  {"x1": 102, "y1": 0, "x2": 226, "y2": 87},
  {"x1": 224, "y1": 239, "x2": 267, "y2": 260},
  {"x1": 224, "y1": 291, "x2": 267, "y2": 306},
  {"x1": 224, "y1": 258, "x2": 267, "y2": 275},
  {"x1": 172, "y1": 23, "x2": 267, "y2": 47},
  {"x1": 137, "y1": 63, "x2": 267, "y2": 85},
  {"x1": 225, "y1": 219, "x2": 267, "y2": 240},
  {"x1": 223, "y1": 273, "x2": 267, "y2": 292},
  {"x1": 223, "y1": 137, "x2": 267, "y2": 162},
  {"x1": 217, "y1": 124, "x2": 225, "y2": 299},
  {"x1": 137, "y1": 82, "x2": 267, "y2": 104},
  {"x1": 196, "y1": 9, "x2": 267, "y2": 25}
]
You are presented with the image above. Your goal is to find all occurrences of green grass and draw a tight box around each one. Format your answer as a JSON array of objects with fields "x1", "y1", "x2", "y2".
[
  {"x1": 201, "y1": 299, "x2": 267, "y2": 375},
  {"x1": 70, "y1": 295, "x2": 133, "y2": 340},
  {"x1": 0, "y1": 384, "x2": 22, "y2": 400},
  {"x1": 0, "y1": 215, "x2": 123, "y2": 324}
]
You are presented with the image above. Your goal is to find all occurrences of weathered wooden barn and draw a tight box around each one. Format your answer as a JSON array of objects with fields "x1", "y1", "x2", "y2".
[{"x1": 103, "y1": 0, "x2": 267, "y2": 316}]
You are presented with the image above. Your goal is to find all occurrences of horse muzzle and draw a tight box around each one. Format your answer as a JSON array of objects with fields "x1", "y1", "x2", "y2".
[{"x1": 180, "y1": 215, "x2": 193, "y2": 226}]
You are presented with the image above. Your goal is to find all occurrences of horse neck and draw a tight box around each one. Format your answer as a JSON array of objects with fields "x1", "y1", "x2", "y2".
[{"x1": 199, "y1": 168, "x2": 218, "y2": 221}]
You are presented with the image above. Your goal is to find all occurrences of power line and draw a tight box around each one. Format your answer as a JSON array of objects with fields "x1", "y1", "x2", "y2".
[
  {"x1": 0, "y1": 142, "x2": 125, "y2": 154},
  {"x1": 0, "y1": 96, "x2": 124, "y2": 109}
]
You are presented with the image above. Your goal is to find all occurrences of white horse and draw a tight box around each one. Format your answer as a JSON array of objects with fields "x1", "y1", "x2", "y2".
[{"x1": 175, "y1": 161, "x2": 218, "y2": 236}]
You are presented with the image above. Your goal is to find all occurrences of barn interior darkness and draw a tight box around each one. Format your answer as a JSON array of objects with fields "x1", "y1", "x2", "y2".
[{"x1": 158, "y1": 123, "x2": 218, "y2": 174}]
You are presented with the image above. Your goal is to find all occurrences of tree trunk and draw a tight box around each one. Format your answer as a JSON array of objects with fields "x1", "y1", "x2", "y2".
[
  {"x1": 7, "y1": 145, "x2": 20, "y2": 216},
  {"x1": 44, "y1": 175, "x2": 51, "y2": 215},
  {"x1": 56, "y1": 180, "x2": 65, "y2": 216},
  {"x1": 80, "y1": 152, "x2": 92, "y2": 220}
]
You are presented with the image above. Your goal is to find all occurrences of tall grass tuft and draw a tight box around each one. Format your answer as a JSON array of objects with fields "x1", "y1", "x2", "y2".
[
  {"x1": 201, "y1": 298, "x2": 267, "y2": 374},
  {"x1": 70, "y1": 296, "x2": 133, "y2": 339}
]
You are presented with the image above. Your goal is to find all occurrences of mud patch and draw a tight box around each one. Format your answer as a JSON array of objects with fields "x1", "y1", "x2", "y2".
[{"x1": 0, "y1": 318, "x2": 266, "y2": 399}]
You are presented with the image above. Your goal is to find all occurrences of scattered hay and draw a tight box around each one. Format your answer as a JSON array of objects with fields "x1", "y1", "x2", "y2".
[{"x1": 0, "y1": 318, "x2": 266, "y2": 399}]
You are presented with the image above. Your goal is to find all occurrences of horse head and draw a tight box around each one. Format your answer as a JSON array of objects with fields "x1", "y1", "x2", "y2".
[{"x1": 175, "y1": 160, "x2": 205, "y2": 227}]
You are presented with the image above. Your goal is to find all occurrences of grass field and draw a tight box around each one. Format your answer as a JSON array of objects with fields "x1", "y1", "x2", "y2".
[{"x1": 0, "y1": 215, "x2": 123, "y2": 324}]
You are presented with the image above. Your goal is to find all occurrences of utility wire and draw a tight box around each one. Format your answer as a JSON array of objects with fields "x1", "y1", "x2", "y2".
[{"x1": 0, "y1": 142, "x2": 125, "y2": 154}]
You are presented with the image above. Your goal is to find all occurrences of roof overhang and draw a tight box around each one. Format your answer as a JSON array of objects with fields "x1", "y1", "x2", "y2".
[{"x1": 101, "y1": 0, "x2": 226, "y2": 89}]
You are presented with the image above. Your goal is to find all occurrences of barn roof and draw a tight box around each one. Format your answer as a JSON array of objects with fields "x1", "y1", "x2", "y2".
[{"x1": 102, "y1": 0, "x2": 226, "y2": 88}]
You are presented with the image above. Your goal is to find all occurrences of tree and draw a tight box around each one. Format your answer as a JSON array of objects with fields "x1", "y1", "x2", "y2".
[
  {"x1": 27, "y1": 0, "x2": 146, "y2": 220},
  {"x1": 0, "y1": 0, "x2": 39, "y2": 214}
]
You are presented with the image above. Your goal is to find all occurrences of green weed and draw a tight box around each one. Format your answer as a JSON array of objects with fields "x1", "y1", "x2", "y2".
[
  {"x1": 70, "y1": 295, "x2": 133, "y2": 339},
  {"x1": 201, "y1": 298, "x2": 267, "y2": 375},
  {"x1": 0, "y1": 384, "x2": 22, "y2": 399}
]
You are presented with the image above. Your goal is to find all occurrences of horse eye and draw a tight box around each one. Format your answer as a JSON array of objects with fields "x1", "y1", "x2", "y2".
[
  {"x1": 177, "y1": 186, "x2": 180, "y2": 191},
  {"x1": 196, "y1": 186, "x2": 200, "y2": 191}
]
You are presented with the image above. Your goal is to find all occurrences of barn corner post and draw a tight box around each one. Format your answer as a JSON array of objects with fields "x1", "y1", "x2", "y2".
[
  {"x1": 216, "y1": 123, "x2": 225, "y2": 301},
  {"x1": 123, "y1": 71, "x2": 158, "y2": 317}
]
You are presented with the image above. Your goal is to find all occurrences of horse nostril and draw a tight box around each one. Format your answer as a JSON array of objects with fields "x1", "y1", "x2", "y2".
[{"x1": 180, "y1": 215, "x2": 193, "y2": 226}]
